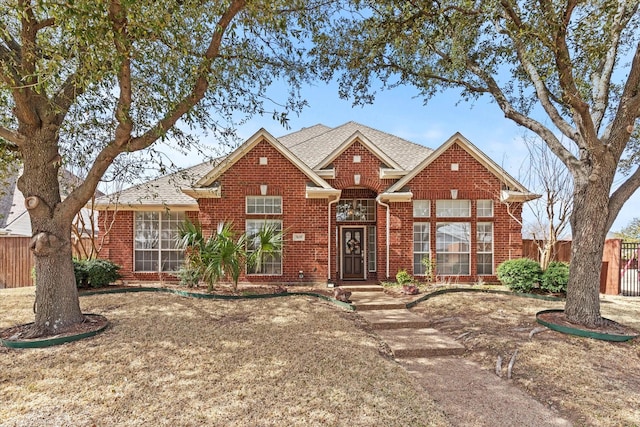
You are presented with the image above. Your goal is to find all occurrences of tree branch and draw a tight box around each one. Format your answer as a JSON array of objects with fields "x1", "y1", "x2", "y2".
[
  {"x1": 545, "y1": 0, "x2": 599, "y2": 146},
  {"x1": 467, "y1": 60, "x2": 583, "y2": 177},
  {"x1": 497, "y1": 1, "x2": 578, "y2": 144},
  {"x1": 127, "y1": 0, "x2": 247, "y2": 152},
  {"x1": 604, "y1": 41, "x2": 640, "y2": 155},
  {"x1": 607, "y1": 165, "x2": 640, "y2": 231},
  {"x1": 52, "y1": 72, "x2": 83, "y2": 126},
  {"x1": 0, "y1": 125, "x2": 26, "y2": 146},
  {"x1": 59, "y1": 0, "x2": 247, "y2": 219},
  {"x1": 591, "y1": 1, "x2": 638, "y2": 133},
  {"x1": 108, "y1": 0, "x2": 134, "y2": 147}
]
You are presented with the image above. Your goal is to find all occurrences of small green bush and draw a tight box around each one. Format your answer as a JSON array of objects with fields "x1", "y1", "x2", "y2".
[
  {"x1": 74, "y1": 258, "x2": 121, "y2": 289},
  {"x1": 176, "y1": 265, "x2": 201, "y2": 288},
  {"x1": 541, "y1": 261, "x2": 569, "y2": 293},
  {"x1": 496, "y1": 258, "x2": 542, "y2": 293},
  {"x1": 396, "y1": 269, "x2": 413, "y2": 285}
]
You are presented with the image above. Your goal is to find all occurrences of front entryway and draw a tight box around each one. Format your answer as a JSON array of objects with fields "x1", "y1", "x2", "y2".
[{"x1": 342, "y1": 227, "x2": 365, "y2": 280}]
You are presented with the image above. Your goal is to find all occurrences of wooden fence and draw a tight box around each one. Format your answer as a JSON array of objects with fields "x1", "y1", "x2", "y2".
[
  {"x1": 522, "y1": 239, "x2": 572, "y2": 263},
  {"x1": 0, "y1": 237, "x2": 35, "y2": 288},
  {"x1": 0, "y1": 236, "x2": 93, "y2": 289}
]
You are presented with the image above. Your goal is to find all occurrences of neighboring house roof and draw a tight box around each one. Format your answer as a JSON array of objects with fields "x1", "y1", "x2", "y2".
[
  {"x1": 0, "y1": 166, "x2": 19, "y2": 229},
  {"x1": 95, "y1": 121, "x2": 535, "y2": 209},
  {"x1": 0, "y1": 164, "x2": 105, "y2": 236}
]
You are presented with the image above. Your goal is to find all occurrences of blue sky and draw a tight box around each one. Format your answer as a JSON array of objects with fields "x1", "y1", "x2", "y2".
[{"x1": 170, "y1": 80, "x2": 638, "y2": 233}]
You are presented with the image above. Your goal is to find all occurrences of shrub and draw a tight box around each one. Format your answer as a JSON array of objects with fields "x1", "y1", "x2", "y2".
[
  {"x1": 541, "y1": 261, "x2": 569, "y2": 293},
  {"x1": 74, "y1": 258, "x2": 121, "y2": 289},
  {"x1": 496, "y1": 258, "x2": 542, "y2": 293},
  {"x1": 176, "y1": 265, "x2": 201, "y2": 288},
  {"x1": 421, "y1": 256, "x2": 436, "y2": 282},
  {"x1": 396, "y1": 269, "x2": 413, "y2": 285}
]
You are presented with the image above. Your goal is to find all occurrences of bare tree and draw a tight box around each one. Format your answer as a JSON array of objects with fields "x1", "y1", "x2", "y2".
[{"x1": 521, "y1": 137, "x2": 573, "y2": 269}]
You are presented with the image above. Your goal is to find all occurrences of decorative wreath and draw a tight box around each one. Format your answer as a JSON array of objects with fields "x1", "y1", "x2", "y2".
[{"x1": 347, "y1": 238, "x2": 361, "y2": 253}]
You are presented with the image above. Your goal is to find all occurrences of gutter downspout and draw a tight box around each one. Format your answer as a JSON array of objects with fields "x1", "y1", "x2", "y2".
[
  {"x1": 328, "y1": 197, "x2": 339, "y2": 281},
  {"x1": 376, "y1": 195, "x2": 390, "y2": 280}
]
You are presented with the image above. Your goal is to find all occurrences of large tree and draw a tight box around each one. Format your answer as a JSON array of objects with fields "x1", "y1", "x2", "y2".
[
  {"x1": 0, "y1": 0, "x2": 333, "y2": 336},
  {"x1": 314, "y1": 0, "x2": 640, "y2": 326}
]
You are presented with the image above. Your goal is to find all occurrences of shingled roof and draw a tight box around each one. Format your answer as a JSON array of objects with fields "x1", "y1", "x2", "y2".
[
  {"x1": 95, "y1": 122, "x2": 435, "y2": 209},
  {"x1": 279, "y1": 121, "x2": 433, "y2": 170}
]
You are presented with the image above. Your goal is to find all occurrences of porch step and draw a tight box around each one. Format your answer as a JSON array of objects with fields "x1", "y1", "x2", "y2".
[
  {"x1": 375, "y1": 327, "x2": 466, "y2": 358},
  {"x1": 349, "y1": 291, "x2": 407, "y2": 311},
  {"x1": 338, "y1": 284, "x2": 383, "y2": 293},
  {"x1": 357, "y1": 309, "x2": 431, "y2": 330}
]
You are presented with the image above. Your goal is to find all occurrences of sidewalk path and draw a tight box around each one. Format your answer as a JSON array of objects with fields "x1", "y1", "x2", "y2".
[{"x1": 341, "y1": 283, "x2": 572, "y2": 427}]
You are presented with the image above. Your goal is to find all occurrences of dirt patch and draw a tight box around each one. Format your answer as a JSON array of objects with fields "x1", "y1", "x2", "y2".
[{"x1": 408, "y1": 290, "x2": 640, "y2": 426}]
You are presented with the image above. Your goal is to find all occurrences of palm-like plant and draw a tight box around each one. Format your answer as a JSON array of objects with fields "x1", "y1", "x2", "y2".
[
  {"x1": 246, "y1": 222, "x2": 284, "y2": 275},
  {"x1": 202, "y1": 222, "x2": 246, "y2": 291},
  {"x1": 176, "y1": 220, "x2": 284, "y2": 292}
]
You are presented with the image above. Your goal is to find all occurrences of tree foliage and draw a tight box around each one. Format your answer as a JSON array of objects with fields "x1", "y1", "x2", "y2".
[
  {"x1": 612, "y1": 217, "x2": 640, "y2": 241},
  {"x1": 0, "y1": 0, "x2": 336, "y2": 335},
  {"x1": 313, "y1": 0, "x2": 640, "y2": 327}
]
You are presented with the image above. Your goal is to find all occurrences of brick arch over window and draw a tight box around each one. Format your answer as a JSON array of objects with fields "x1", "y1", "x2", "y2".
[
  {"x1": 332, "y1": 177, "x2": 384, "y2": 193},
  {"x1": 341, "y1": 188, "x2": 378, "y2": 199}
]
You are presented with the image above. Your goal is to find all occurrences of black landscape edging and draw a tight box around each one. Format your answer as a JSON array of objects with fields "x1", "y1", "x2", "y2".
[
  {"x1": 0, "y1": 314, "x2": 109, "y2": 349},
  {"x1": 2, "y1": 288, "x2": 353, "y2": 349},
  {"x1": 80, "y1": 286, "x2": 355, "y2": 310},
  {"x1": 536, "y1": 309, "x2": 639, "y2": 342}
]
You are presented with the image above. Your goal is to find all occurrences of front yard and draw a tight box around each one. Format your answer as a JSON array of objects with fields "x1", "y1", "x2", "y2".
[
  {"x1": 0, "y1": 287, "x2": 448, "y2": 426},
  {"x1": 409, "y1": 290, "x2": 640, "y2": 426}
]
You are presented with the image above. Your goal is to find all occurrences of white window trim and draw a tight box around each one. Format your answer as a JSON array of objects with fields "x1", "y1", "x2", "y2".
[
  {"x1": 477, "y1": 200, "x2": 494, "y2": 218},
  {"x1": 413, "y1": 222, "x2": 431, "y2": 276},
  {"x1": 477, "y1": 222, "x2": 494, "y2": 275},
  {"x1": 367, "y1": 226, "x2": 376, "y2": 272},
  {"x1": 246, "y1": 219, "x2": 283, "y2": 276},
  {"x1": 133, "y1": 211, "x2": 185, "y2": 273},
  {"x1": 436, "y1": 222, "x2": 471, "y2": 275},
  {"x1": 413, "y1": 200, "x2": 431, "y2": 218},
  {"x1": 246, "y1": 195, "x2": 283, "y2": 215},
  {"x1": 436, "y1": 200, "x2": 471, "y2": 218}
]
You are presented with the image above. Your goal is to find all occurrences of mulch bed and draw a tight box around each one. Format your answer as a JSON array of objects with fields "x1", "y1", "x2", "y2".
[{"x1": 0, "y1": 314, "x2": 108, "y2": 342}]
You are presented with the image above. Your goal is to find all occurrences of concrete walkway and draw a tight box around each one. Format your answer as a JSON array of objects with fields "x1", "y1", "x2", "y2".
[{"x1": 341, "y1": 283, "x2": 572, "y2": 427}]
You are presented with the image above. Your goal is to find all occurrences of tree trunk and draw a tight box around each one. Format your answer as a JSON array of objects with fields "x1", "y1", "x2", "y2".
[
  {"x1": 564, "y1": 179, "x2": 610, "y2": 327},
  {"x1": 32, "y1": 225, "x2": 84, "y2": 336},
  {"x1": 18, "y1": 128, "x2": 85, "y2": 337}
]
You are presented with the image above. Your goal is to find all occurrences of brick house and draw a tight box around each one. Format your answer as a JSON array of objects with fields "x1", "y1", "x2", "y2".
[{"x1": 94, "y1": 122, "x2": 537, "y2": 284}]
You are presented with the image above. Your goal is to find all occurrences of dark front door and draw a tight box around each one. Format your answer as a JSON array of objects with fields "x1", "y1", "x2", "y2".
[{"x1": 342, "y1": 227, "x2": 365, "y2": 279}]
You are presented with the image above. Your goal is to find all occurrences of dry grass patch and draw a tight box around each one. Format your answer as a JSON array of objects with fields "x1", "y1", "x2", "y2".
[
  {"x1": 409, "y1": 291, "x2": 640, "y2": 426},
  {"x1": 1, "y1": 288, "x2": 449, "y2": 427}
]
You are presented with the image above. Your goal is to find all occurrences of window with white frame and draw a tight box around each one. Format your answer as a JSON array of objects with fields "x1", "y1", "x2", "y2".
[
  {"x1": 336, "y1": 199, "x2": 376, "y2": 222},
  {"x1": 367, "y1": 226, "x2": 376, "y2": 272},
  {"x1": 246, "y1": 196, "x2": 282, "y2": 214},
  {"x1": 477, "y1": 222, "x2": 494, "y2": 275},
  {"x1": 246, "y1": 219, "x2": 283, "y2": 275},
  {"x1": 413, "y1": 200, "x2": 431, "y2": 218},
  {"x1": 477, "y1": 200, "x2": 494, "y2": 217},
  {"x1": 413, "y1": 222, "x2": 431, "y2": 275},
  {"x1": 134, "y1": 211, "x2": 185, "y2": 272},
  {"x1": 436, "y1": 222, "x2": 470, "y2": 275},
  {"x1": 436, "y1": 200, "x2": 471, "y2": 217}
]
